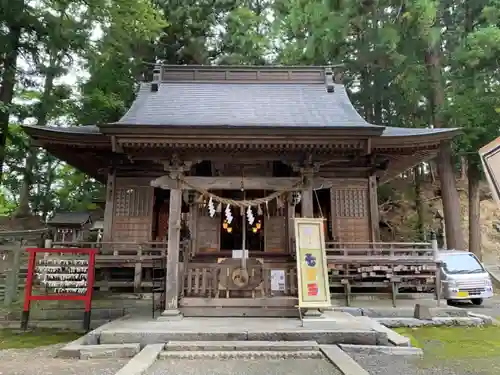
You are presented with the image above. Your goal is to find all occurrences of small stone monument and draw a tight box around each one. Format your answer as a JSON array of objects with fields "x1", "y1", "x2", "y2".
[{"x1": 413, "y1": 303, "x2": 433, "y2": 320}]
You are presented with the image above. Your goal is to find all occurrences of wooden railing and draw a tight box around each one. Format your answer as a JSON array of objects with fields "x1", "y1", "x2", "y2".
[
  {"x1": 7, "y1": 237, "x2": 441, "y2": 303},
  {"x1": 325, "y1": 241, "x2": 440, "y2": 306},
  {"x1": 51, "y1": 241, "x2": 167, "y2": 265},
  {"x1": 182, "y1": 260, "x2": 298, "y2": 300},
  {"x1": 0, "y1": 229, "x2": 48, "y2": 307},
  {"x1": 50, "y1": 241, "x2": 168, "y2": 291},
  {"x1": 325, "y1": 241, "x2": 435, "y2": 263}
]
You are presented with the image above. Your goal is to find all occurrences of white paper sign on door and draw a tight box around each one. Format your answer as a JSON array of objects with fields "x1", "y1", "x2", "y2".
[{"x1": 271, "y1": 269, "x2": 285, "y2": 291}]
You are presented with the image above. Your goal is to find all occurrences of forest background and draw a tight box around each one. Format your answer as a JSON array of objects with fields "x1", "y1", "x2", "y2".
[{"x1": 1, "y1": 0, "x2": 500, "y2": 260}]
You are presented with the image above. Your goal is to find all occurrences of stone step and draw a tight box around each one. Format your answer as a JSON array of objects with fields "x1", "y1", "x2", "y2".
[
  {"x1": 59, "y1": 343, "x2": 141, "y2": 359},
  {"x1": 99, "y1": 329, "x2": 385, "y2": 346},
  {"x1": 159, "y1": 350, "x2": 323, "y2": 360},
  {"x1": 165, "y1": 340, "x2": 319, "y2": 352},
  {"x1": 339, "y1": 344, "x2": 424, "y2": 356}
]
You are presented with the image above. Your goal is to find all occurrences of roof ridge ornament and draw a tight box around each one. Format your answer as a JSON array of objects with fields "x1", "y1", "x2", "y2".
[
  {"x1": 325, "y1": 67, "x2": 334, "y2": 93},
  {"x1": 151, "y1": 63, "x2": 163, "y2": 92}
]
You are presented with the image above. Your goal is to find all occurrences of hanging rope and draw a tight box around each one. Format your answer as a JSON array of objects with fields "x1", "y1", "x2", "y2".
[{"x1": 178, "y1": 176, "x2": 304, "y2": 208}]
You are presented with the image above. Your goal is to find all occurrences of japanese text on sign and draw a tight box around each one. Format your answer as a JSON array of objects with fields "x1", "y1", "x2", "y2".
[{"x1": 294, "y1": 218, "x2": 331, "y2": 309}]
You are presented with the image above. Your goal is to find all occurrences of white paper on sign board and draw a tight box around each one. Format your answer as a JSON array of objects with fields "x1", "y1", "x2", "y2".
[
  {"x1": 232, "y1": 249, "x2": 248, "y2": 259},
  {"x1": 271, "y1": 269, "x2": 285, "y2": 291}
]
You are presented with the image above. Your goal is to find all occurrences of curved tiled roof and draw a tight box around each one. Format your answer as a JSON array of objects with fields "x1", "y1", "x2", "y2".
[
  {"x1": 28, "y1": 125, "x2": 101, "y2": 134},
  {"x1": 381, "y1": 127, "x2": 460, "y2": 137},
  {"x1": 113, "y1": 82, "x2": 384, "y2": 129}
]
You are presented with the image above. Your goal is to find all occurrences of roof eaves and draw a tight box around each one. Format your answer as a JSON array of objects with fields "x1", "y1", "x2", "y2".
[
  {"x1": 22, "y1": 124, "x2": 102, "y2": 135},
  {"x1": 381, "y1": 127, "x2": 461, "y2": 138}
]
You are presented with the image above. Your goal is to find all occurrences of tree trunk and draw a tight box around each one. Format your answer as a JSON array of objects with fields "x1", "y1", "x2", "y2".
[
  {"x1": 468, "y1": 157, "x2": 481, "y2": 259},
  {"x1": 0, "y1": 26, "x2": 21, "y2": 181},
  {"x1": 13, "y1": 58, "x2": 57, "y2": 217},
  {"x1": 460, "y1": 156, "x2": 467, "y2": 181},
  {"x1": 414, "y1": 165, "x2": 425, "y2": 240},
  {"x1": 14, "y1": 150, "x2": 37, "y2": 217},
  {"x1": 437, "y1": 142, "x2": 464, "y2": 250},
  {"x1": 425, "y1": 21, "x2": 465, "y2": 250}
]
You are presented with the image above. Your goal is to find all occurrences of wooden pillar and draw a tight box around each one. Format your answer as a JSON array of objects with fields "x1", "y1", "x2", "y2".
[
  {"x1": 301, "y1": 169, "x2": 314, "y2": 218},
  {"x1": 368, "y1": 175, "x2": 380, "y2": 242},
  {"x1": 162, "y1": 184, "x2": 183, "y2": 318},
  {"x1": 160, "y1": 157, "x2": 191, "y2": 320},
  {"x1": 189, "y1": 202, "x2": 198, "y2": 258},
  {"x1": 102, "y1": 169, "x2": 116, "y2": 242},
  {"x1": 286, "y1": 196, "x2": 295, "y2": 254}
]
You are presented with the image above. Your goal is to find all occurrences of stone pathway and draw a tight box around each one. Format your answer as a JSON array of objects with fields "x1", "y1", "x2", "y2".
[
  {"x1": 456, "y1": 295, "x2": 500, "y2": 318},
  {"x1": 146, "y1": 359, "x2": 342, "y2": 375},
  {"x1": 0, "y1": 345, "x2": 127, "y2": 375},
  {"x1": 347, "y1": 352, "x2": 500, "y2": 375}
]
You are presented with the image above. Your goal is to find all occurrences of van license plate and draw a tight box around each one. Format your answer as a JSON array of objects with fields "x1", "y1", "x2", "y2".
[{"x1": 457, "y1": 291, "x2": 469, "y2": 298}]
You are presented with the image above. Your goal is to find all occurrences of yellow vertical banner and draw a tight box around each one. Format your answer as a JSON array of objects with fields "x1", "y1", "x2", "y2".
[{"x1": 294, "y1": 218, "x2": 331, "y2": 308}]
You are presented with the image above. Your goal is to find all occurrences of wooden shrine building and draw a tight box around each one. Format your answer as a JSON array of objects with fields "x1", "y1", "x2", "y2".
[{"x1": 22, "y1": 65, "x2": 459, "y2": 317}]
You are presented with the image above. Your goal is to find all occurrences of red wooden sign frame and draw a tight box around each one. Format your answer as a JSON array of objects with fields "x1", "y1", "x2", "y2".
[{"x1": 22, "y1": 248, "x2": 97, "y2": 331}]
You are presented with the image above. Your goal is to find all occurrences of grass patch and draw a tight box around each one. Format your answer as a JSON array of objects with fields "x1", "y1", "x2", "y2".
[
  {"x1": 394, "y1": 325, "x2": 500, "y2": 360},
  {"x1": 0, "y1": 329, "x2": 81, "y2": 349}
]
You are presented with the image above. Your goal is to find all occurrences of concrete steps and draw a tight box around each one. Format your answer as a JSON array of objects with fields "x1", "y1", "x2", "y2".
[
  {"x1": 158, "y1": 350, "x2": 322, "y2": 359},
  {"x1": 164, "y1": 340, "x2": 319, "y2": 351},
  {"x1": 98, "y1": 329, "x2": 387, "y2": 346},
  {"x1": 160, "y1": 340, "x2": 322, "y2": 359}
]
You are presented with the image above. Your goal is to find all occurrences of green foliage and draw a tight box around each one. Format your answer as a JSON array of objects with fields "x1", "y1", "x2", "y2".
[
  {"x1": 395, "y1": 325, "x2": 500, "y2": 360},
  {"x1": 0, "y1": 329, "x2": 82, "y2": 349},
  {"x1": 0, "y1": 0, "x2": 166, "y2": 219},
  {"x1": 1, "y1": 0, "x2": 500, "y2": 223}
]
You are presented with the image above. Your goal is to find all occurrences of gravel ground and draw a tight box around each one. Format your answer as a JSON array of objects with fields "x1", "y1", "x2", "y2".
[
  {"x1": 146, "y1": 359, "x2": 342, "y2": 375},
  {"x1": 347, "y1": 352, "x2": 500, "y2": 375},
  {"x1": 0, "y1": 345, "x2": 128, "y2": 375},
  {"x1": 456, "y1": 296, "x2": 500, "y2": 318}
]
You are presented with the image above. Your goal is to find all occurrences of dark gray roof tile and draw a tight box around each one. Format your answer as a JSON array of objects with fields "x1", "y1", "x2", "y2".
[
  {"x1": 23, "y1": 124, "x2": 101, "y2": 134},
  {"x1": 48, "y1": 212, "x2": 92, "y2": 226},
  {"x1": 382, "y1": 127, "x2": 460, "y2": 137},
  {"x1": 114, "y1": 82, "x2": 384, "y2": 129}
]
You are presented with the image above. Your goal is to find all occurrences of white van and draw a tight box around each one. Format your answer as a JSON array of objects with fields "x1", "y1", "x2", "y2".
[{"x1": 438, "y1": 250, "x2": 494, "y2": 306}]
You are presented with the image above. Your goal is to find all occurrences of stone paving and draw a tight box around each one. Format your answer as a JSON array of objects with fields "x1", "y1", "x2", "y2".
[
  {"x1": 0, "y1": 345, "x2": 128, "y2": 375},
  {"x1": 94, "y1": 312, "x2": 386, "y2": 347},
  {"x1": 146, "y1": 359, "x2": 342, "y2": 375},
  {"x1": 348, "y1": 350, "x2": 500, "y2": 375},
  {"x1": 2, "y1": 297, "x2": 497, "y2": 375},
  {"x1": 452, "y1": 295, "x2": 500, "y2": 318}
]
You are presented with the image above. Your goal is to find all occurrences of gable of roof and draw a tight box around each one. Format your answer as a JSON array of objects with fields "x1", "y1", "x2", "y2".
[{"x1": 48, "y1": 212, "x2": 92, "y2": 227}]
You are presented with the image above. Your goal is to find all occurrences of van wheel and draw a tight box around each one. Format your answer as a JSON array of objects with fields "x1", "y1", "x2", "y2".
[
  {"x1": 471, "y1": 298, "x2": 483, "y2": 306},
  {"x1": 446, "y1": 300, "x2": 454, "y2": 306}
]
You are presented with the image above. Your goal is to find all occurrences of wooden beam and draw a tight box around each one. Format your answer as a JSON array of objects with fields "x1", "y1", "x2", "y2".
[
  {"x1": 301, "y1": 169, "x2": 314, "y2": 217},
  {"x1": 150, "y1": 176, "x2": 340, "y2": 191},
  {"x1": 128, "y1": 150, "x2": 354, "y2": 164},
  {"x1": 377, "y1": 151, "x2": 437, "y2": 184},
  {"x1": 111, "y1": 136, "x2": 124, "y2": 153}
]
